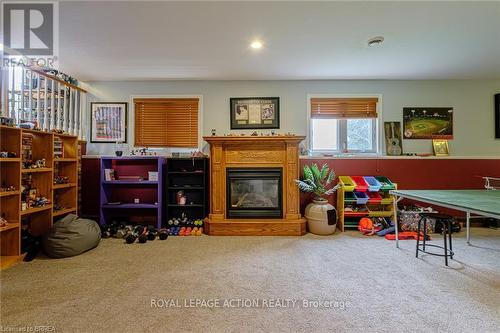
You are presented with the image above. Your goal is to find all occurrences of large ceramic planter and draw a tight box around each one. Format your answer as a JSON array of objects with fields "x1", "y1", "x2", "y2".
[{"x1": 305, "y1": 199, "x2": 337, "y2": 235}]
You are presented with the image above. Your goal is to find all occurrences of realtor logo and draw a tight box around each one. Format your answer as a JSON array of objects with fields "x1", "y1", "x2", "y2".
[{"x1": 2, "y1": 2, "x2": 57, "y2": 57}]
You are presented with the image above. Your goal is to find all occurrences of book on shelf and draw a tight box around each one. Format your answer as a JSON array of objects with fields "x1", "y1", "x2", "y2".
[{"x1": 104, "y1": 169, "x2": 115, "y2": 181}]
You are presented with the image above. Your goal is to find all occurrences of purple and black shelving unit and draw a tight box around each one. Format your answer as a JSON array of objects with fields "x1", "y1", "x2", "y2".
[{"x1": 99, "y1": 156, "x2": 165, "y2": 228}]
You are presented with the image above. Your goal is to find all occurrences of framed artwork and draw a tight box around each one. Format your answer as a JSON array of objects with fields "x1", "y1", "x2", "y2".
[
  {"x1": 432, "y1": 139, "x2": 449, "y2": 156},
  {"x1": 90, "y1": 102, "x2": 127, "y2": 143},
  {"x1": 384, "y1": 122, "x2": 403, "y2": 156},
  {"x1": 403, "y1": 107, "x2": 453, "y2": 139},
  {"x1": 495, "y1": 93, "x2": 499, "y2": 139},
  {"x1": 230, "y1": 97, "x2": 279, "y2": 129}
]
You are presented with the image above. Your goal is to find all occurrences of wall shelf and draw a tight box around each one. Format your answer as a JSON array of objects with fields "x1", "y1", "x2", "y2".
[
  {"x1": 100, "y1": 157, "x2": 164, "y2": 228},
  {"x1": 21, "y1": 205, "x2": 53, "y2": 216},
  {"x1": 22, "y1": 168, "x2": 53, "y2": 173},
  {"x1": 102, "y1": 203, "x2": 158, "y2": 209},
  {"x1": 0, "y1": 191, "x2": 20, "y2": 198},
  {"x1": 166, "y1": 157, "x2": 209, "y2": 221},
  {"x1": 102, "y1": 180, "x2": 158, "y2": 185},
  {"x1": 53, "y1": 183, "x2": 77, "y2": 190},
  {"x1": 0, "y1": 223, "x2": 20, "y2": 233},
  {"x1": 53, "y1": 207, "x2": 77, "y2": 217},
  {"x1": 0, "y1": 158, "x2": 21, "y2": 162}
]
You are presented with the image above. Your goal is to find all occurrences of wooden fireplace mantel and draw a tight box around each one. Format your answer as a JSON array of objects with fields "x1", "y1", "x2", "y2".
[{"x1": 203, "y1": 135, "x2": 307, "y2": 236}]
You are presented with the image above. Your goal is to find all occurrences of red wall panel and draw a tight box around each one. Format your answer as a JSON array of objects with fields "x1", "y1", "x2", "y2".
[{"x1": 299, "y1": 158, "x2": 500, "y2": 215}]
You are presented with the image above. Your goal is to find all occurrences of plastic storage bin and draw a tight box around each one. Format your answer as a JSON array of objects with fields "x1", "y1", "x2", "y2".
[
  {"x1": 354, "y1": 191, "x2": 369, "y2": 204},
  {"x1": 363, "y1": 176, "x2": 382, "y2": 192},
  {"x1": 368, "y1": 204, "x2": 394, "y2": 217},
  {"x1": 367, "y1": 192, "x2": 382, "y2": 204},
  {"x1": 380, "y1": 192, "x2": 394, "y2": 205},
  {"x1": 344, "y1": 192, "x2": 357, "y2": 204},
  {"x1": 344, "y1": 204, "x2": 369, "y2": 217},
  {"x1": 339, "y1": 176, "x2": 356, "y2": 192},
  {"x1": 375, "y1": 176, "x2": 395, "y2": 191},
  {"x1": 351, "y1": 176, "x2": 369, "y2": 192}
]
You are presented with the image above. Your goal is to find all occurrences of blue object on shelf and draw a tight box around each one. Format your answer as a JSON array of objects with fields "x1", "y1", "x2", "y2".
[
  {"x1": 354, "y1": 191, "x2": 369, "y2": 204},
  {"x1": 363, "y1": 176, "x2": 382, "y2": 192},
  {"x1": 344, "y1": 192, "x2": 357, "y2": 203}
]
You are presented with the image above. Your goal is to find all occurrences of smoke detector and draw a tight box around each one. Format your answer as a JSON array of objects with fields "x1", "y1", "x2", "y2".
[{"x1": 367, "y1": 36, "x2": 384, "y2": 47}]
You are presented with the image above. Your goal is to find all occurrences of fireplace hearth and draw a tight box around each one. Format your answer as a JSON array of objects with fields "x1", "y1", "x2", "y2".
[{"x1": 226, "y1": 168, "x2": 282, "y2": 218}]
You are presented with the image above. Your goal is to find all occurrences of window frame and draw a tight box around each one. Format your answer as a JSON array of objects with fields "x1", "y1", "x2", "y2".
[
  {"x1": 307, "y1": 94, "x2": 383, "y2": 155},
  {"x1": 130, "y1": 94, "x2": 203, "y2": 151}
]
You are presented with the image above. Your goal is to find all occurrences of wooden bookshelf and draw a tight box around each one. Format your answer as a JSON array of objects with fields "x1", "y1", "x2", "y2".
[
  {"x1": 0, "y1": 126, "x2": 78, "y2": 269},
  {"x1": 0, "y1": 126, "x2": 22, "y2": 268},
  {"x1": 77, "y1": 141, "x2": 86, "y2": 215},
  {"x1": 53, "y1": 134, "x2": 78, "y2": 219}
]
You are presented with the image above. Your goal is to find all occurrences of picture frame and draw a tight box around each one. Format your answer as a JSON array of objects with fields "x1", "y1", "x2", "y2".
[
  {"x1": 230, "y1": 97, "x2": 280, "y2": 129},
  {"x1": 403, "y1": 107, "x2": 453, "y2": 139},
  {"x1": 495, "y1": 93, "x2": 499, "y2": 139},
  {"x1": 432, "y1": 139, "x2": 449, "y2": 156},
  {"x1": 90, "y1": 102, "x2": 127, "y2": 143},
  {"x1": 384, "y1": 121, "x2": 403, "y2": 156}
]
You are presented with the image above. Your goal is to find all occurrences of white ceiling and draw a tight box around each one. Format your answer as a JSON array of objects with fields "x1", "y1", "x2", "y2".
[{"x1": 58, "y1": 1, "x2": 500, "y2": 81}]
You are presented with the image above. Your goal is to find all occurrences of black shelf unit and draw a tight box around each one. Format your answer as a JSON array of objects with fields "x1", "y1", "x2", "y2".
[{"x1": 165, "y1": 157, "x2": 209, "y2": 222}]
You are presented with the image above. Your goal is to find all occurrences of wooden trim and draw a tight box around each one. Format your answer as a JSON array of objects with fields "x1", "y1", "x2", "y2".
[{"x1": 29, "y1": 68, "x2": 87, "y2": 93}]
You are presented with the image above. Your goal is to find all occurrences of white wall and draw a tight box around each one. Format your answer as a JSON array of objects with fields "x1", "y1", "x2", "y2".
[{"x1": 85, "y1": 80, "x2": 500, "y2": 156}]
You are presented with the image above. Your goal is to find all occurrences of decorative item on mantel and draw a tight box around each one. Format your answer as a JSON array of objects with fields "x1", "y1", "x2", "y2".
[{"x1": 296, "y1": 163, "x2": 340, "y2": 235}]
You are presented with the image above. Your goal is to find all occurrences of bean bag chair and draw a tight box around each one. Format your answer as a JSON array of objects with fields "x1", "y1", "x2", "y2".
[{"x1": 42, "y1": 214, "x2": 101, "y2": 258}]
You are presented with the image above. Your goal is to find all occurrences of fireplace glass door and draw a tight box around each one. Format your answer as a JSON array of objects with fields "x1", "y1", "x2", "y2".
[{"x1": 226, "y1": 168, "x2": 282, "y2": 218}]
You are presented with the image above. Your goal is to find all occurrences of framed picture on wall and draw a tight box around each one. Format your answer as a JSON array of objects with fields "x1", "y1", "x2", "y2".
[
  {"x1": 90, "y1": 102, "x2": 127, "y2": 143},
  {"x1": 432, "y1": 139, "x2": 449, "y2": 156},
  {"x1": 230, "y1": 97, "x2": 280, "y2": 129},
  {"x1": 495, "y1": 93, "x2": 500, "y2": 139},
  {"x1": 403, "y1": 107, "x2": 453, "y2": 139}
]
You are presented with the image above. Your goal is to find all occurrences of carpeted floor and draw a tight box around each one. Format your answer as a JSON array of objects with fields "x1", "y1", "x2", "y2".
[{"x1": 1, "y1": 228, "x2": 499, "y2": 333}]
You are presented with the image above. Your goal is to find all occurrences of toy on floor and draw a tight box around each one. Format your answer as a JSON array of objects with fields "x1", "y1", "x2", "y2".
[
  {"x1": 385, "y1": 231, "x2": 428, "y2": 241},
  {"x1": 358, "y1": 218, "x2": 381, "y2": 236}
]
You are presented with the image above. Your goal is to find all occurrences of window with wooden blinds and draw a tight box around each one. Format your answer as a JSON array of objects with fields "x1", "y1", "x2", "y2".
[
  {"x1": 311, "y1": 98, "x2": 378, "y2": 119},
  {"x1": 134, "y1": 98, "x2": 199, "y2": 147}
]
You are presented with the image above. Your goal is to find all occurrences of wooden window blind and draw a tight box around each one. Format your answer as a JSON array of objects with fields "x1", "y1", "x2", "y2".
[
  {"x1": 311, "y1": 97, "x2": 378, "y2": 119},
  {"x1": 134, "y1": 98, "x2": 199, "y2": 147}
]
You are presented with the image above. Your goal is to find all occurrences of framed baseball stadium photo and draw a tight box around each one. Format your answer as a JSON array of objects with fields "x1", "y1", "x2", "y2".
[
  {"x1": 403, "y1": 107, "x2": 453, "y2": 139},
  {"x1": 230, "y1": 97, "x2": 280, "y2": 129}
]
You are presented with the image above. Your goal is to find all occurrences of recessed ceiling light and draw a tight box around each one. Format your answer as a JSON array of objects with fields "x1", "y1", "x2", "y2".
[
  {"x1": 367, "y1": 36, "x2": 384, "y2": 47},
  {"x1": 250, "y1": 41, "x2": 263, "y2": 49}
]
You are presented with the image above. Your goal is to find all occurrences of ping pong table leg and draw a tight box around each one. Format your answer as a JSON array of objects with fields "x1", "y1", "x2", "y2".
[
  {"x1": 394, "y1": 195, "x2": 399, "y2": 248},
  {"x1": 466, "y1": 211, "x2": 471, "y2": 245}
]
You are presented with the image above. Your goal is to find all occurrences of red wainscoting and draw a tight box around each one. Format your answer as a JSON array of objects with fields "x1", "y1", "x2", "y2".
[
  {"x1": 83, "y1": 157, "x2": 499, "y2": 220},
  {"x1": 299, "y1": 158, "x2": 500, "y2": 216}
]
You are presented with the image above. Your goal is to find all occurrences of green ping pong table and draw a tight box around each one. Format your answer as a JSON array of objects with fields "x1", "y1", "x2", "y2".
[{"x1": 389, "y1": 190, "x2": 500, "y2": 248}]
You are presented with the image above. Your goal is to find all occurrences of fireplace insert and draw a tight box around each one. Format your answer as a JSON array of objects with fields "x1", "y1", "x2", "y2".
[{"x1": 226, "y1": 168, "x2": 282, "y2": 218}]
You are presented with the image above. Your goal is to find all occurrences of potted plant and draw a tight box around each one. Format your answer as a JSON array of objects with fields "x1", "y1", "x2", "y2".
[{"x1": 295, "y1": 163, "x2": 340, "y2": 235}]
